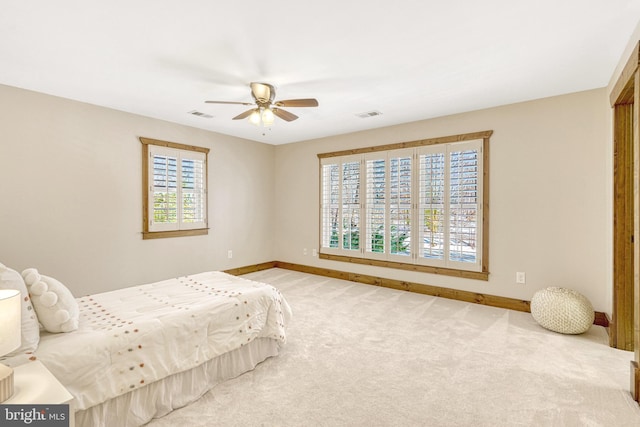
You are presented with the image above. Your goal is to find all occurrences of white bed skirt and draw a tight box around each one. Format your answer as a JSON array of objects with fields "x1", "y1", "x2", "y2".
[{"x1": 76, "y1": 338, "x2": 281, "y2": 427}]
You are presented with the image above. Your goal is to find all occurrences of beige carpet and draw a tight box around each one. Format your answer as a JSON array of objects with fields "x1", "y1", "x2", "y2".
[{"x1": 146, "y1": 268, "x2": 640, "y2": 426}]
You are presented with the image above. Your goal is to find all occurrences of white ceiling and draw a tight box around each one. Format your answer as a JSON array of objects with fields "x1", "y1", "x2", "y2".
[{"x1": 1, "y1": 1, "x2": 639, "y2": 145}]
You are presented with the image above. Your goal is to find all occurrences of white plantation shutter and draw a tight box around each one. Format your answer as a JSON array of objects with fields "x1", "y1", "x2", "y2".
[
  {"x1": 321, "y1": 161, "x2": 341, "y2": 252},
  {"x1": 417, "y1": 139, "x2": 482, "y2": 271},
  {"x1": 365, "y1": 155, "x2": 386, "y2": 258},
  {"x1": 341, "y1": 160, "x2": 361, "y2": 252},
  {"x1": 151, "y1": 151, "x2": 178, "y2": 231},
  {"x1": 388, "y1": 151, "x2": 412, "y2": 260},
  {"x1": 180, "y1": 153, "x2": 207, "y2": 229},
  {"x1": 447, "y1": 140, "x2": 481, "y2": 270},
  {"x1": 363, "y1": 150, "x2": 412, "y2": 261},
  {"x1": 148, "y1": 146, "x2": 207, "y2": 232},
  {"x1": 418, "y1": 147, "x2": 446, "y2": 265},
  {"x1": 320, "y1": 157, "x2": 362, "y2": 256}
]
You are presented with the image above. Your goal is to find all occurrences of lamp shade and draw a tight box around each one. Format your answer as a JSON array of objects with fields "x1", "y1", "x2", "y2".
[{"x1": 0, "y1": 289, "x2": 21, "y2": 357}]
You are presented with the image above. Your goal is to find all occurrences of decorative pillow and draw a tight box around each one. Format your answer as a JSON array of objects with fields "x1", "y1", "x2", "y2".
[
  {"x1": 21, "y1": 268, "x2": 79, "y2": 333},
  {"x1": 0, "y1": 262, "x2": 40, "y2": 357}
]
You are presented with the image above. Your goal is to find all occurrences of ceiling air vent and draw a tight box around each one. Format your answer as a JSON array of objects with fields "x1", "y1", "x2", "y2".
[
  {"x1": 188, "y1": 110, "x2": 213, "y2": 119},
  {"x1": 355, "y1": 110, "x2": 382, "y2": 118}
]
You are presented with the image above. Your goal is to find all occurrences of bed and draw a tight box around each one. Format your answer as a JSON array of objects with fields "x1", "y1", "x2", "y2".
[{"x1": 2, "y1": 269, "x2": 292, "y2": 427}]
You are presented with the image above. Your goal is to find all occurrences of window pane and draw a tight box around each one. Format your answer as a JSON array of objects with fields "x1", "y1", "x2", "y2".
[
  {"x1": 419, "y1": 152, "x2": 445, "y2": 260},
  {"x1": 366, "y1": 159, "x2": 385, "y2": 254},
  {"x1": 342, "y1": 161, "x2": 360, "y2": 251},
  {"x1": 181, "y1": 157, "x2": 206, "y2": 223},
  {"x1": 153, "y1": 155, "x2": 178, "y2": 224},
  {"x1": 321, "y1": 164, "x2": 340, "y2": 248},
  {"x1": 449, "y1": 149, "x2": 478, "y2": 263},
  {"x1": 389, "y1": 156, "x2": 411, "y2": 256}
]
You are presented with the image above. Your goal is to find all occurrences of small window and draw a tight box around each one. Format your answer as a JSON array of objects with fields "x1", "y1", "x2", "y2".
[{"x1": 140, "y1": 137, "x2": 209, "y2": 239}]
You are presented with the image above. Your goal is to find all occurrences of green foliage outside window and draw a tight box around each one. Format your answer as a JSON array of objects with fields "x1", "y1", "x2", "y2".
[
  {"x1": 389, "y1": 226, "x2": 409, "y2": 254},
  {"x1": 329, "y1": 220, "x2": 360, "y2": 250},
  {"x1": 371, "y1": 226, "x2": 384, "y2": 253},
  {"x1": 424, "y1": 209, "x2": 439, "y2": 232},
  {"x1": 330, "y1": 227, "x2": 339, "y2": 248},
  {"x1": 344, "y1": 227, "x2": 359, "y2": 250},
  {"x1": 371, "y1": 225, "x2": 409, "y2": 254},
  {"x1": 154, "y1": 192, "x2": 177, "y2": 223}
]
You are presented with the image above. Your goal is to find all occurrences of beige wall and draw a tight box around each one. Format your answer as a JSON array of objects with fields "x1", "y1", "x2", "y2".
[
  {"x1": 0, "y1": 84, "x2": 276, "y2": 296},
  {"x1": 274, "y1": 88, "x2": 612, "y2": 312},
  {"x1": 0, "y1": 82, "x2": 616, "y2": 312}
]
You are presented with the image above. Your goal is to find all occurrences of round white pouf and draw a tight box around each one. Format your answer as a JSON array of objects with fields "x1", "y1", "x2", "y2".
[{"x1": 530, "y1": 287, "x2": 594, "y2": 334}]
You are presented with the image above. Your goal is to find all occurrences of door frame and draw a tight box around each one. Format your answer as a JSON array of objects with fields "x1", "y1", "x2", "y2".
[{"x1": 610, "y1": 41, "x2": 639, "y2": 401}]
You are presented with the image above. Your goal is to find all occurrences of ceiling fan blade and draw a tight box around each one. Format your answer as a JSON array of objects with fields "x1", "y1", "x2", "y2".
[
  {"x1": 272, "y1": 108, "x2": 298, "y2": 122},
  {"x1": 232, "y1": 109, "x2": 256, "y2": 120},
  {"x1": 275, "y1": 98, "x2": 319, "y2": 108},
  {"x1": 205, "y1": 100, "x2": 254, "y2": 106}
]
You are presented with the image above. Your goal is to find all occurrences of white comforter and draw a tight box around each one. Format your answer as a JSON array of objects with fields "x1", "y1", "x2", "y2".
[{"x1": 18, "y1": 271, "x2": 292, "y2": 410}]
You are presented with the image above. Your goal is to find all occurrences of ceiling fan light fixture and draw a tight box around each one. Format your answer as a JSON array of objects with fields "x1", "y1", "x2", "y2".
[
  {"x1": 261, "y1": 107, "x2": 275, "y2": 126},
  {"x1": 249, "y1": 109, "x2": 261, "y2": 125}
]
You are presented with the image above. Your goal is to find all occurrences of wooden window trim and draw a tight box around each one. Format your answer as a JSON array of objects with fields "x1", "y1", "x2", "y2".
[
  {"x1": 318, "y1": 253, "x2": 489, "y2": 281},
  {"x1": 318, "y1": 130, "x2": 491, "y2": 280},
  {"x1": 140, "y1": 137, "x2": 210, "y2": 240},
  {"x1": 317, "y1": 130, "x2": 493, "y2": 158}
]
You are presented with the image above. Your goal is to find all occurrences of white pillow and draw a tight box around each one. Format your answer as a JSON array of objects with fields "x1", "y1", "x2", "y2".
[
  {"x1": 0, "y1": 263, "x2": 40, "y2": 358},
  {"x1": 22, "y1": 268, "x2": 79, "y2": 333}
]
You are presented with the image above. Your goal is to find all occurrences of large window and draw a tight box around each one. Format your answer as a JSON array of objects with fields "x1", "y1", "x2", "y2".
[
  {"x1": 140, "y1": 137, "x2": 209, "y2": 239},
  {"x1": 319, "y1": 131, "x2": 490, "y2": 279}
]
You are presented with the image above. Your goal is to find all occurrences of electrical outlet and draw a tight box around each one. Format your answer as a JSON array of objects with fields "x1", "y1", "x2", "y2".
[
  {"x1": 303, "y1": 248, "x2": 308, "y2": 256},
  {"x1": 227, "y1": 250, "x2": 233, "y2": 259},
  {"x1": 516, "y1": 272, "x2": 526, "y2": 284}
]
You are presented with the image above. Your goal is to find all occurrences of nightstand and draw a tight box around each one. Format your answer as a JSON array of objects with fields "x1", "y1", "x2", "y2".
[{"x1": 4, "y1": 360, "x2": 74, "y2": 426}]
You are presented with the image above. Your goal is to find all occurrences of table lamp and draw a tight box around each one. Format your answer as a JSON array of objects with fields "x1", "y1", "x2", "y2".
[{"x1": 0, "y1": 289, "x2": 21, "y2": 402}]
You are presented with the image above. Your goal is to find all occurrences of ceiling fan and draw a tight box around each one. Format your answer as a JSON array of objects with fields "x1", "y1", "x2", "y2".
[{"x1": 205, "y1": 82, "x2": 318, "y2": 125}]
